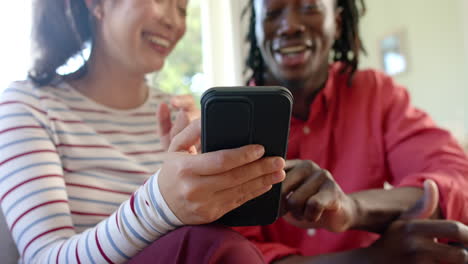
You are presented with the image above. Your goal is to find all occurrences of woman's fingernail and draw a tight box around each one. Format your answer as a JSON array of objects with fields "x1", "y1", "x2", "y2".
[
  {"x1": 274, "y1": 158, "x2": 285, "y2": 168},
  {"x1": 273, "y1": 171, "x2": 285, "y2": 182},
  {"x1": 255, "y1": 145, "x2": 265, "y2": 157}
]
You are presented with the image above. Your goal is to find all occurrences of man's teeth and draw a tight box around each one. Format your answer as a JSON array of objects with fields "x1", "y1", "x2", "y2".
[
  {"x1": 147, "y1": 35, "x2": 170, "y2": 48},
  {"x1": 279, "y1": 46, "x2": 307, "y2": 54}
]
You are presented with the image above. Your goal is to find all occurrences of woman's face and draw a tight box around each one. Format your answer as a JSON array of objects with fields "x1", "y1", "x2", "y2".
[
  {"x1": 94, "y1": 0, "x2": 187, "y2": 74},
  {"x1": 254, "y1": 0, "x2": 340, "y2": 84}
]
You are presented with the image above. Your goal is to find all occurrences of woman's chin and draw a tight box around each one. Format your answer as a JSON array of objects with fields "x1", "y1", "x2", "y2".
[{"x1": 144, "y1": 62, "x2": 166, "y2": 74}]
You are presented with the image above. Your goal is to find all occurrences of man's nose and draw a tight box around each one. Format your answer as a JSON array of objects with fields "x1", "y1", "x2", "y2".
[{"x1": 277, "y1": 8, "x2": 306, "y2": 37}]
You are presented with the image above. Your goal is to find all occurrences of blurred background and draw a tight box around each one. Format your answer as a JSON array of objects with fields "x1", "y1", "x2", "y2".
[{"x1": 0, "y1": 0, "x2": 467, "y2": 143}]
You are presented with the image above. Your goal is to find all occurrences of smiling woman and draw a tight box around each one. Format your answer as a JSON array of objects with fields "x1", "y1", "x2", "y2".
[{"x1": 0, "y1": 0, "x2": 285, "y2": 263}]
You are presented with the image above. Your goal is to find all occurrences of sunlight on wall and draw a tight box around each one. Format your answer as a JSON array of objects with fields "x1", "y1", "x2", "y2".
[{"x1": 360, "y1": 0, "x2": 468, "y2": 141}]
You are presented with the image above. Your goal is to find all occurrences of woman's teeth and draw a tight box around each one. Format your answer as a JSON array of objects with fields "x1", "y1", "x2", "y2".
[{"x1": 146, "y1": 35, "x2": 170, "y2": 48}]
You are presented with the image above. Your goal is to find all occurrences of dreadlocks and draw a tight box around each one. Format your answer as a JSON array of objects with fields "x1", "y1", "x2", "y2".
[{"x1": 245, "y1": 0, "x2": 366, "y2": 85}]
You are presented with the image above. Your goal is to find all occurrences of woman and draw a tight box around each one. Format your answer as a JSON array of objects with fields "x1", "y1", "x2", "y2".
[
  {"x1": 0, "y1": 0, "x2": 286, "y2": 263},
  {"x1": 235, "y1": 0, "x2": 468, "y2": 263}
]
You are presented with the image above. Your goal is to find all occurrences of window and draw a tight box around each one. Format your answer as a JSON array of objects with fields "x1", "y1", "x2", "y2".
[
  {"x1": 0, "y1": 1, "x2": 204, "y2": 97},
  {"x1": 0, "y1": 2, "x2": 32, "y2": 91},
  {"x1": 148, "y1": 0, "x2": 205, "y2": 98}
]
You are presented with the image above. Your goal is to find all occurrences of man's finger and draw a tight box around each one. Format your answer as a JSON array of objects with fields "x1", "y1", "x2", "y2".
[
  {"x1": 285, "y1": 170, "x2": 327, "y2": 219},
  {"x1": 282, "y1": 167, "x2": 320, "y2": 197},
  {"x1": 285, "y1": 160, "x2": 301, "y2": 171},
  {"x1": 419, "y1": 239, "x2": 468, "y2": 264},
  {"x1": 400, "y1": 179, "x2": 439, "y2": 220},
  {"x1": 303, "y1": 180, "x2": 341, "y2": 222},
  {"x1": 402, "y1": 219, "x2": 468, "y2": 244},
  {"x1": 311, "y1": 179, "x2": 342, "y2": 211}
]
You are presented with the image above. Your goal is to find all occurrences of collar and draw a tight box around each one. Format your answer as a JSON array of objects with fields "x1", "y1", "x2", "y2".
[
  {"x1": 320, "y1": 62, "x2": 345, "y2": 108},
  {"x1": 249, "y1": 62, "x2": 347, "y2": 122}
]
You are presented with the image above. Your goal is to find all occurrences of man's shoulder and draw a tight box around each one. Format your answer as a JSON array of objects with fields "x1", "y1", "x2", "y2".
[
  {"x1": 331, "y1": 65, "x2": 402, "y2": 98},
  {"x1": 353, "y1": 68, "x2": 394, "y2": 87}
]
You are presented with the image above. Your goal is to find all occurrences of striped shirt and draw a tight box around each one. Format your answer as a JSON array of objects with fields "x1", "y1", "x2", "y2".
[{"x1": 0, "y1": 81, "x2": 183, "y2": 263}]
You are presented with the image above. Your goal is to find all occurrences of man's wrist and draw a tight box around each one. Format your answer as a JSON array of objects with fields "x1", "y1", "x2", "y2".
[{"x1": 346, "y1": 195, "x2": 364, "y2": 230}]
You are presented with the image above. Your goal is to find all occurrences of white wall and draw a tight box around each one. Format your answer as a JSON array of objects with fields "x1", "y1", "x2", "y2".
[
  {"x1": 202, "y1": 0, "x2": 468, "y2": 141},
  {"x1": 200, "y1": 0, "x2": 247, "y2": 87},
  {"x1": 0, "y1": 2, "x2": 32, "y2": 91},
  {"x1": 360, "y1": 0, "x2": 468, "y2": 140}
]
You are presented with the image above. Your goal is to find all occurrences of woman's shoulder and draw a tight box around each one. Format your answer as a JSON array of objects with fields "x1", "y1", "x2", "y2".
[
  {"x1": 0, "y1": 80, "x2": 69, "y2": 115},
  {"x1": 1, "y1": 80, "x2": 63, "y2": 101},
  {"x1": 1, "y1": 80, "x2": 38, "y2": 101}
]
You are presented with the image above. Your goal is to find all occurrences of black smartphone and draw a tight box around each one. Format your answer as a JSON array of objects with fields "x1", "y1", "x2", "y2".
[{"x1": 201, "y1": 86, "x2": 293, "y2": 226}]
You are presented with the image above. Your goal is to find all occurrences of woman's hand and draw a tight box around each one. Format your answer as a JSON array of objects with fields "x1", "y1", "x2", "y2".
[
  {"x1": 158, "y1": 120, "x2": 286, "y2": 225},
  {"x1": 367, "y1": 180, "x2": 468, "y2": 264},
  {"x1": 157, "y1": 94, "x2": 200, "y2": 152},
  {"x1": 280, "y1": 160, "x2": 358, "y2": 232},
  {"x1": 169, "y1": 94, "x2": 200, "y2": 121}
]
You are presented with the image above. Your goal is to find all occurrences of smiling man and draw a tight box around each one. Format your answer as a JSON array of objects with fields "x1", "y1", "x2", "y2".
[{"x1": 234, "y1": 0, "x2": 468, "y2": 263}]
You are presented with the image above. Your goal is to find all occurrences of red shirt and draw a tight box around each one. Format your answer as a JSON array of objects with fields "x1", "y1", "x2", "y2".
[{"x1": 234, "y1": 63, "x2": 468, "y2": 262}]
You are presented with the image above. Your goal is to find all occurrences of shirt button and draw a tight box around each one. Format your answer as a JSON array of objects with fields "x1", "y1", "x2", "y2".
[
  {"x1": 303, "y1": 126, "x2": 311, "y2": 135},
  {"x1": 307, "y1": 228, "x2": 316, "y2": 236}
]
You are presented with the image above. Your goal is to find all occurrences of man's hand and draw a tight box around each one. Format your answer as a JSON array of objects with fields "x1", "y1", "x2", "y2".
[
  {"x1": 281, "y1": 160, "x2": 358, "y2": 232},
  {"x1": 369, "y1": 180, "x2": 468, "y2": 264}
]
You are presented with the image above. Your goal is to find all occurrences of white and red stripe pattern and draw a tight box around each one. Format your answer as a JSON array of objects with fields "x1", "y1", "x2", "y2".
[{"x1": 0, "y1": 81, "x2": 183, "y2": 263}]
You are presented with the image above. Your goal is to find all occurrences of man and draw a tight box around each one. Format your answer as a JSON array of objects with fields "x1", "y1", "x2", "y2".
[{"x1": 234, "y1": 0, "x2": 468, "y2": 263}]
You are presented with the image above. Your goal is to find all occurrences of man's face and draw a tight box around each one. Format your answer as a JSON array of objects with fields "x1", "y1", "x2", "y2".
[{"x1": 254, "y1": 0, "x2": 340, "y2": 84}]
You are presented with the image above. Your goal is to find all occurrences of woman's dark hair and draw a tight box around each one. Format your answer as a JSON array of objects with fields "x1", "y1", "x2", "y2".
[
  {"x1": 29, "y1": 0, "x2": 92, "y2": 86},
  {"x1": 244, "y1": 0, "x2": 366, "y2": 85}
]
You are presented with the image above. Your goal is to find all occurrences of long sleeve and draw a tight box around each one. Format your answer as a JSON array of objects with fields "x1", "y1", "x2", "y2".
[
  {"x1": 235, "y1": 65, "x2": 468, "y2": 260},
  {"x1": 380, "y1": 75, "x2": 468, "y2": 222},
  {"x1": 0, "y1": 86, "x2": 182, "y2": 263}
]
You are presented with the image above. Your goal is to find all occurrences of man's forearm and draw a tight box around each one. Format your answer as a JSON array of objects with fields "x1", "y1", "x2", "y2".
[{"x1": 349, "y1": 186, "x2": 440, "y2": 233}]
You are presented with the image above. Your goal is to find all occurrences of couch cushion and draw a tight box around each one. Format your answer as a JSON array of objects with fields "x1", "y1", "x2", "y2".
[{"x1": 0, "y1": 209, "x2": 19, "y2": 263}]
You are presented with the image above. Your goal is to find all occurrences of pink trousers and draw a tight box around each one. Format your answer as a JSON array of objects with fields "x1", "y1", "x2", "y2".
[{"x1": 128, "y1": 225, "x2": 265, "y2": 264}]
